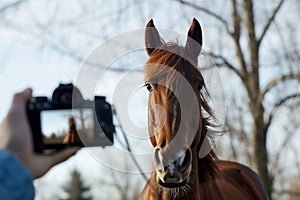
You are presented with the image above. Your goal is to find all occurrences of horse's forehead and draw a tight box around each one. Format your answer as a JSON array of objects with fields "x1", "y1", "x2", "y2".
[{"x1": 145, "y1": 64, "x2": 202, "y2": 83}]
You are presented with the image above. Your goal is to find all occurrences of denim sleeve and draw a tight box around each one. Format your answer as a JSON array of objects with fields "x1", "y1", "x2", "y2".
[{"x1": 0, "y1": 150, "x2": 34, "y2": 200}]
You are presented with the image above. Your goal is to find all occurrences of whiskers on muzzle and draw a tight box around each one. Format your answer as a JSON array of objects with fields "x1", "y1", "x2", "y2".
[
  {"x1": 167, "y1": 184, "x2": 193, "y2": 199},
  {"x1": 151, "y1": 177, "x2": 193, "y2": 199}
]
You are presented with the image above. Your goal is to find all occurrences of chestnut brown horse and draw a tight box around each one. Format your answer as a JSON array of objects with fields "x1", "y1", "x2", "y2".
[
  {"x1": 63, "y1": 117, "x2": 83, "y2": 145},
  {"x1": 139, "y1": 18, "x2": 268, "y2": 200}
]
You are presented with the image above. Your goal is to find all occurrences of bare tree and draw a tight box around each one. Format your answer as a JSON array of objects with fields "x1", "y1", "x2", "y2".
[
  {"x1": 94, "y1": 163, "x2": 144, "y2": 200},
  {"x1": 174, "y1": 0, "x2": 300, "y2": 199},
  {"x1": 2, "y1": 1, "x2": 299, "y2": 199}
]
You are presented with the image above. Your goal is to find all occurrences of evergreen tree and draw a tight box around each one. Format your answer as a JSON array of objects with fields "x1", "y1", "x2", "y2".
[{"x1": 61, "y1": 169, "x2": 93, "y2": 200}]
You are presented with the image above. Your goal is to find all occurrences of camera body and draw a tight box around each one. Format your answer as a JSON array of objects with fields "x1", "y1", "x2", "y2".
[{"x1": 27, "y1": 83, "x2": 115, "y2": 153}]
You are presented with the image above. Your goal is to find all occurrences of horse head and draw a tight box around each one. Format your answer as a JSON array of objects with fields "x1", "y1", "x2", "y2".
[{"x1": 144, "y1": 18, "x2": 209, "y2": 188}]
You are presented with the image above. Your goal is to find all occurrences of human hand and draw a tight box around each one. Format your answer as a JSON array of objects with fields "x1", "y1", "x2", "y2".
[{"x1": 0, "y1": 88, "x2": 79, "y2": 178}]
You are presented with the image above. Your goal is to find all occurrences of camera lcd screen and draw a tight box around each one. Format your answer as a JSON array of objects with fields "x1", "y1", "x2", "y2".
[{"x1": 41, "y1": 108, "x2": 94, "y2": 146}]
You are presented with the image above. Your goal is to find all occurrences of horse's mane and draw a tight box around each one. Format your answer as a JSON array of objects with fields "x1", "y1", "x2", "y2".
[{"x1": 145, "y1": 41, "x2": 221, "y2": 182}]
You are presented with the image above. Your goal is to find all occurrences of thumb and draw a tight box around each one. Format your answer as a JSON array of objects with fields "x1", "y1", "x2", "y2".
[
  {"x1": 31, "y1": 147, "x2": 80, "y2": 179},
  {"x1": 10, "y1": 88, "x2": 32, "y2": 113}
]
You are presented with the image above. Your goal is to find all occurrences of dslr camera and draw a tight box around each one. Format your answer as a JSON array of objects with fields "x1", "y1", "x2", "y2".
[{"x1": 27, "y1": 83, "x2": 115, "y2": 153}]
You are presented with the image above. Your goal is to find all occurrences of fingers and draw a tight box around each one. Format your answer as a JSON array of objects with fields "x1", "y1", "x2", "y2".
[
  {"x1": 32, "y1": 147, "x2": 80, "y2": 179},
  {"x1": 50, "y1": 147, "x2": 80, "y2": 166},
  {"x1": 13, "y1": 88, "x2": 32, "y2": 104},
  {"x1": 10, "y1": 88, "x2": 32, "y2": 113}
]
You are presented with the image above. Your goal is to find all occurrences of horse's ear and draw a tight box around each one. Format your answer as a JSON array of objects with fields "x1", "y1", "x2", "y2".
[
  {"x1": 145, "y1": 19, "x2": 163, "y2": 56},
  {"x1": 185, "y1": 18, "x2": 202, "y2": 60}
]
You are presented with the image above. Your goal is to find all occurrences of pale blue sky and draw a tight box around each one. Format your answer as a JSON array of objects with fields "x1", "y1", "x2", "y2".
[{"x1": 1, "y1": 0, "x2": 299, "y2": 199}]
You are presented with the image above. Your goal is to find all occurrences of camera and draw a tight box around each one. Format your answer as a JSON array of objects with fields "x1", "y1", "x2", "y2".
[{"x1": 27, "y1": 83, "x2": 115, "y2": 153}]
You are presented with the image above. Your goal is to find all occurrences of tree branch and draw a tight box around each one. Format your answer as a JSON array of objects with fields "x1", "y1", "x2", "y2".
[
  {"x1": 231, "y1": 0, "x2": 241, "y2": 40},
  {"x1": 209, "y1": 52, "x2": 244, "y2": 80},
  {"x1": 265, "y1": 93, "x2": 300, "y2": 130},
  {"x1": 0, "y1": 0, "x2": 28, "y2": 14},
  {"x1": 274, "y1": 189, "x2": 300, "y2": 197},
  {"x1": 172, "y1": 0, "x2": 230, "y2": 32},
  {"x1": 230, "y1": 0, "x2": 248, "y2": 77},
  {"x1": 271, "y1": 121, "x2": 298, "y2": 177},
  {"x1": 244, "y1": 0, "x2": 257, "y2": 41},
  {"x1": 244, "y1": 0, "x2": 259, "y2": 76},
  {"x1": 259, "y1": 74, "x2": 300, "y2": 104},
  {"x1": 224, "y1": 99, "x2": 254, "y2": 165},
  {"x1": 258, "y1": 0, "x2": 286, "y2": 46},
  {"x1": 174, "y1": 0, "x2": 249, "y2": 76}
]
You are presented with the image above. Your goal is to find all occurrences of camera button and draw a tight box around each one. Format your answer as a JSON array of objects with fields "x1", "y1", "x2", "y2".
[{"x1": 28, "y1": 104, "x2": 35, "y2": 110}]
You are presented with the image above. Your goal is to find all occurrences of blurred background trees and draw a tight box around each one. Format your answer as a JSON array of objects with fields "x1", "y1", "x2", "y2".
[
  {"x1": 61, "y1": 169, "x2": 93, "y2": 200},
  {"x1": 0, "y1": 0, "x2": 299, "y2": 199}
]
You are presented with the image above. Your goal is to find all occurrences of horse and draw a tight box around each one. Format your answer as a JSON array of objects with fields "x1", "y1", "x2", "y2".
[
  {"x1": 138, "y1": 18, "x2": 268, "y2": 200},
  {"x1": 63, "y1": 117, "x2": 83, "y2": 145}
]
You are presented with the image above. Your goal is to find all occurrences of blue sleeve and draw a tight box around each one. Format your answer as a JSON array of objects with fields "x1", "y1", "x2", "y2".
[{"x1": 0, "y1": 150, "x2": 34, "y2": 200}]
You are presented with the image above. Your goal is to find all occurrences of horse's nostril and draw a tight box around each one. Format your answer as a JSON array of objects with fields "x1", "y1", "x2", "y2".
[
  {"x1": 154, "y1": 147, "x2": 192, "y2": 176},
  {"x1": 176, "y1": 148, "x2": 192, "y2": 172}
]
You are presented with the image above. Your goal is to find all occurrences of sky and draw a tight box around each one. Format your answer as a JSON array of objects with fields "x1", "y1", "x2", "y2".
[
  {"x1": 0, "y1": 0, "x2": 299, "y2": 199},
  {"x1": 0, "y1": 2, "x2": 155, "y2": 199}
]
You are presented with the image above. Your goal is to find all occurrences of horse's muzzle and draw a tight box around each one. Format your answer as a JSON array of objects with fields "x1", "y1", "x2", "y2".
[{"x1": 154, "y1": 147, "x2": 192, "y2": 188}]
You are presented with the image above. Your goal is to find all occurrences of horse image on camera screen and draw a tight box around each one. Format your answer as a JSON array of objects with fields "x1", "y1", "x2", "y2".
[
  {"x1": 139, "y1": 18, "x2": 268, "y2": 200},
  {"x1": 63, "y1": 117, "x2": 83, "y2": 146}
]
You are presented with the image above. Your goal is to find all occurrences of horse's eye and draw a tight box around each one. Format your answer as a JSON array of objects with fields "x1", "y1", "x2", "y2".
[
  {"x1": 196, "y1": 81, "x2": 204, "y2": 91},
  {"x1": 145, "y1": 83, "x2": 153, "y2": 92}
]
